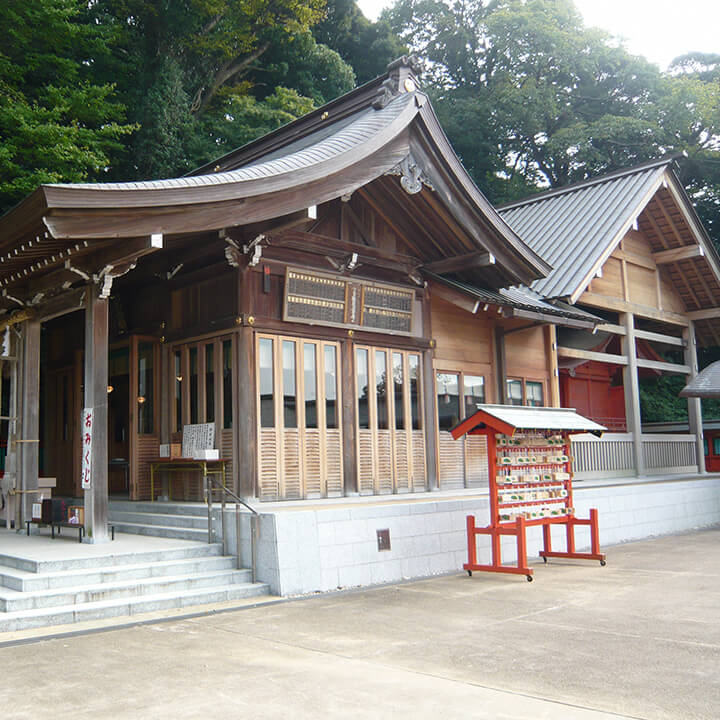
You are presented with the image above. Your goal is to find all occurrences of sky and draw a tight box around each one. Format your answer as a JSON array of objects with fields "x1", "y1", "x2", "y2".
[{"x1": 355, "y1": 0, "x2": 720, "y2": 71}]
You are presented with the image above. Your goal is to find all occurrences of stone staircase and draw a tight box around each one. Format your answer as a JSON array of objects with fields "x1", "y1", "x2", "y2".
[
  {"x1": 0, "y1": 502, "x2": 272, "y2": 633},
  {"x1": 109, "y1": 500, "x2": 211, "y2": 541},
  {"x1": 0, "y1": 540, "x2": 271, "y2": 633}
]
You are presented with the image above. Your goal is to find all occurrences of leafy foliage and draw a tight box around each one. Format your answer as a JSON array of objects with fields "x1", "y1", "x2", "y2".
[{"x1": 0, "y1": 0, "x2": 134, "y2": 214}]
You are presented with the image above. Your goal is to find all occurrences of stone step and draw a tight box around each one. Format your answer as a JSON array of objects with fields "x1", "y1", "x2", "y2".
[
  {"x1": 0, "y1": 555, "x2": 237, "y2": 592},
  {"x1": 108, "y1": 511, "x2": 209, "y2": 530},
  {"x1": 109, "y1": 501, "x2": 209, "y2": 517},
  {"x1": 0, "y1": 541, "x2": 224, "y2": 574},
  {"x1": 109, "y1": 522, "x2": 209, "y2": 542},
  {"x1": 0, "y1": 568, "x2": 254, "y2": 612},
  {"x1": 0, "y1": 582, "x2": 272, "y2": 632}
]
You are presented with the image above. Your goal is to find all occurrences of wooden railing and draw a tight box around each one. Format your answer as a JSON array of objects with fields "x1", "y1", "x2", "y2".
[
  {"x1": 571, "y1": 433, "x2": 698, "y2": 479},
  {"x1": 641, "y1": 434, "x2": 697, "y2": 473}
]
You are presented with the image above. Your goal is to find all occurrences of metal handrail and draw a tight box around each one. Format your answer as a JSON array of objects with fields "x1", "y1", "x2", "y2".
[{"x1": 205, "y1": 476, "x2": 259, "y2": 583}]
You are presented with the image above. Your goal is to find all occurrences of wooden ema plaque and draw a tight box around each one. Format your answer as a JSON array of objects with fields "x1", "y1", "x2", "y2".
[{"x1": 451, "y1": 409, "x2": 606, "y2": 581}]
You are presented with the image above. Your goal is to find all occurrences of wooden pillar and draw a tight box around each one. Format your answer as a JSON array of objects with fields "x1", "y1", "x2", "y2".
[
  {"x1": 422, "y1": 347, "x2": 438, "y2": 490},
  {"x1": 621, "y1": 312, "x2": 644, "y2": 476},
  {"x1": 340, "y1": 338, "x2": 357, "y2": 494},
  {"x1": 236, "y1": 325, "x2": 256, "y2": 498},
  {"x1": 545, "y1": 325, "x2": 560, "y2": 407},
  {"x1": 237, "y1": 267, "x2": 257, "y2": 498},
  {"x1": 83, "y1": 283, "x2": 110, "y2": 542},
  {"x1": 683, "y1": 322, "x2": 705, "y2": 473},
  {"x1": 494, "y1": 326, "x2": 507, "y2": 404},
  {"x1": 20, "y1": 319, "x2": 41, "y2": 524}
]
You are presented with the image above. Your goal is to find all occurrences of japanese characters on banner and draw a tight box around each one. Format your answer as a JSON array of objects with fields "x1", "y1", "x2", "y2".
[{"x1": 81, "y1": 407, "x2": 93, "y2": 489}]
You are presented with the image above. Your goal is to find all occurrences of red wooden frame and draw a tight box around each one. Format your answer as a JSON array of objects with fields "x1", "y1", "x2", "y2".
[{"x1": 462, "y1": 426, "x2": 605, "y2": 581}]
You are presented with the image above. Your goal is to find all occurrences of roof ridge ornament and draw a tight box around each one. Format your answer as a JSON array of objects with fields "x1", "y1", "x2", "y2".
[
  {"x1": 387, "y1": 153, "x2": 434, "y2": 195},
  {"x1": 373, "y1": 55, "x2": 423, "y2": 109}
]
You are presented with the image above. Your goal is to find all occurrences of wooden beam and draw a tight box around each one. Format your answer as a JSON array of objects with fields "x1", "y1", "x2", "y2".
[
  {"x1": 652, "y1": 245, "x2": 704, "y2": 264},
  {"x1": 578, "y1": 291, "x2": 689, "y2": 326},
  {"x1": 687, "y1": 307, "x2": 720, "y2": 321},
  {"x1": 613, "y1": 248, "x2": 657, "y2": 271},
  {"x1": 633, "y1": 329, "x2": 685, "y2": 347},
  {"x1": 428, "y1": 281, "x2": 479, "y2": 315},
  {"x1": 621, "y1": 313, "x2": 644, "y2": 476},
  {"x1": 421, "y1": 251, "x2": 495, "y2": 275},
  {"x1": 557, "y1": 346, "x2": 628, "y2": 366},
  {"x1": 266, "y1": 230, "x2": 420, "y2": 273},
  {"x1": 83, "y1": 283, "x2": 110, "y2": 541},
  {"x1": 595, "y1": 322, "x2": 626, "y2": 336},
  {"x1": 635, "y1": 358, "x2": 691, "y2": 374},
  {"x1": 73, "y1": 235, "x2": 161, "y2": 276}
]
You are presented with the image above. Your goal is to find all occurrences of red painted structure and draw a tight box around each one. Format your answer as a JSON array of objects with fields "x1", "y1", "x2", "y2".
[{"x1": 451, "y1": 408, "x2": 606, "y2": 581}]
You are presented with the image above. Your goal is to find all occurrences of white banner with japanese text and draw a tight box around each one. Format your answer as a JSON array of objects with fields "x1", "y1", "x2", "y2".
[{"x1": 81, "y1": 407, "x2": 93, "y2": 489}]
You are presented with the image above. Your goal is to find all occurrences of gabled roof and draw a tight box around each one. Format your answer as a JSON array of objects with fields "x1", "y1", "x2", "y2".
[
  {"x1": 498, "y1": 158, "x2": 675, "y2": 299},
  {"x1": 0, "y1": 56, "x2": 550, "y2": 297},
  {"x1": 498, "y1": 157, "x2": 720, "y2": 345}
]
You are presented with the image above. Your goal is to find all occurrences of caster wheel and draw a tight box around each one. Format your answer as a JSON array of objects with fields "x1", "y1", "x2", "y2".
[
  {"x1": 600, "y1": 560, "x2": 606, "y2": 567},
  {"x1": 542, "y1": 556, "x2": 548, "y2": 564},
  {"x1": 467, "y1": 570, "x2": 473, "y2": 576},
  {"x1": 526, "y1": 575, "x2": 533, "y2": 582}
]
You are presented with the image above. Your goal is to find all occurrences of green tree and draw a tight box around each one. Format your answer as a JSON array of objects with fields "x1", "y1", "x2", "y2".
[
  {"x1": 90, "y1": 0, "x2": 331, "y2": 179},
  {"x1": 388, "y1": 0, "x2": 663, "y2": 199},
  {"x1": 314, "y1": 0, "x2": 407, "y2": 84},
  {"x1": 0, "y1": 0, "x2": 133, "y2": 215}
]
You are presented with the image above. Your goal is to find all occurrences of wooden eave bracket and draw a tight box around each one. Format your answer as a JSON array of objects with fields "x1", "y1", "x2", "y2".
[{"x1": 421, "y1": 251, "x2": 496, "y2": 275}]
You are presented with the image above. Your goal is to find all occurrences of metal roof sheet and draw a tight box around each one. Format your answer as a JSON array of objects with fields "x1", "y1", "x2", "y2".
[
  {"x1": 498, "y1": 162, "x2": 670, "y2": 299},
  {"x1": 426, "y1": 273, "x2": 601, "y2": 325},
  {"x1": 680, "y1": 361, "x2": 720, "y2": 398},
  {"x1": 461, "y1": 404, "x2": 607, "y2": 434}
]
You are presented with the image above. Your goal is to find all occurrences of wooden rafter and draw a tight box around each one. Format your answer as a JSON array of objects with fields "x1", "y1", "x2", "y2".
[{"x1": 643, "y1": 205, "x2": 701, "y2": 310}]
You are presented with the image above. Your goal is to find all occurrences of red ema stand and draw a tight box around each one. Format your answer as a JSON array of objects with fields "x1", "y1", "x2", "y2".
[{"x1": 451, "y1": 405, "x2": 606, "y2": 582}]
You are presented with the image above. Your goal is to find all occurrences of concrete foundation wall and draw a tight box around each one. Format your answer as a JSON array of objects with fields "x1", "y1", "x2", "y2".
[{"x1": 222, "y1": 475, "x2": 720, "y2": 596}]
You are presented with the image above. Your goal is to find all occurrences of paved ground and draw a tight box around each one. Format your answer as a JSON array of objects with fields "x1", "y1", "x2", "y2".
[{"x1": 2, "y1": 526, "x2": 719, "y2": 719}]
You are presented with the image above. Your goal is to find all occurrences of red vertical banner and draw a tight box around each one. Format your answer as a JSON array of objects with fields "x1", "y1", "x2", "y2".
[{"x1": 81, "y1": 407, "x2": 94, "y2": 489}]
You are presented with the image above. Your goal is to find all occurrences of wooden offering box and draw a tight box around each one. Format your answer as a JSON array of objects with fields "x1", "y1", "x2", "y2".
[{"x1": 451, "y1": 405, "x2": 607, "y2": 581}]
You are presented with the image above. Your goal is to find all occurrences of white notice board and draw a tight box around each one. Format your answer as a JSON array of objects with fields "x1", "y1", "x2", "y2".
[{"x1": 182, "y1": 423, "x2": 215, "y2": 459}]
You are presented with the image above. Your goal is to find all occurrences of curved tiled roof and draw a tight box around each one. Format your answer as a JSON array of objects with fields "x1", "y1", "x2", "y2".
[{"x1": 51, "y1": 93, "x2": 415, "y2": 196}]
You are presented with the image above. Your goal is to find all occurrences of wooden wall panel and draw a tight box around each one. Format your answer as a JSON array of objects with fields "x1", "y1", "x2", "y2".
[
  {"x1": 304, "y1": 429, "x2": 322, "y2": 498},
  {"x1": 259, "y1": 428, "x2": 279, "y2": 501},
  {"x1": 358, "y1": 429, "x2": 374, "y2": 494},
  {"x1": 394, "y1": 431, "x2": 410, "y2": 491},
  {"x1": 505, "y1": 326, "x2": 549, "y2": 377},
  {"x1": 283, "y1": 429, "x2": 302, "y2": 499},
  {"x1": 438, "y1": 431, "x2": 464, "y2": 489},
  {"x1": 465, "y1": 435, "x2": 488, "y2": 488},
  {"x1": 589, "y1": 256, "x2": 624, "y2": 297},
  {"x1": 659, "y1": 269, "x2": 687, "y2": 313},
  {"x1": 411, "y1": 430, "x2": 427, "y2": 491},
  {"x1": 135, "y1": 435, "x2": 159, "y2": 500},
  {"x1": 326, "y1": 429, "x2": 343, "y2": 497},
  {"x1": 627, "y1": 264, "x2": 658, "y2": 307},
  {"x1": 431, "y1": 297, "x2": 493, "y2": 368},
  {"x1": 376, "y1": 430, "x2": 393, "y2": 494}
]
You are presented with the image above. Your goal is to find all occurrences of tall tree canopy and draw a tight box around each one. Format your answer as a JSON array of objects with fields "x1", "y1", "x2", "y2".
[
  {"x1": 0, "y1": 0, "x2": 133, "y2": 215},
  {"x1": 88, "y1": 0, "x2": 354, "y2": 180},
  {"x1": 387, "y1": 0, "x2": 720, "y2": 223}
]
